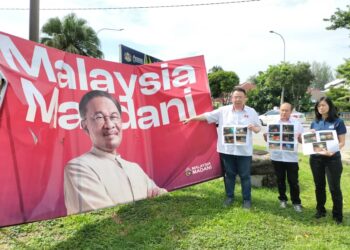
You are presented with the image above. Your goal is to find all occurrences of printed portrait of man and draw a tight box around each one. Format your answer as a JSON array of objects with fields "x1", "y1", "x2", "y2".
[{"x1": 64, "y1": 90, "x2": 167, "y2": 215}]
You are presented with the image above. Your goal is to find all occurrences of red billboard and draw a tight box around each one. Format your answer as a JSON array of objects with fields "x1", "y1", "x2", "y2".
[{"x1": 0, "y1": 32, "x2": 221, "y2": 227}]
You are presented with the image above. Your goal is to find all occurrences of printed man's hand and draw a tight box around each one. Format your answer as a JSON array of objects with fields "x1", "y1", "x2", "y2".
[{"x1": 147, "y1": 187, "x2": 168, "y2": 197}]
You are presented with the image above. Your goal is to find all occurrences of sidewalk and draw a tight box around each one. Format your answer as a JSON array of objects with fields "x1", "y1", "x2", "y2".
[{"x1": 341, "y1": 150, "x2": 350, "y2": 164}]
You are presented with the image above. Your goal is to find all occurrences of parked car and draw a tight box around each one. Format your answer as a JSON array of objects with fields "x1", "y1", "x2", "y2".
[{"x1": 259, "y1": 110, "x2": 306, "y2": 126}]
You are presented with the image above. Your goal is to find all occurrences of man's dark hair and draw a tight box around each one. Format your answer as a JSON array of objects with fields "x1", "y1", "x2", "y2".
[
  {"x1": 232, "y1": 86, "x2": 247, "y2": 96},
  {"x1": 79, "y1": 90, "x2": 121, "y2": 119},
  {"x1": 314, "y1": 96, "x2": 339, "y2": 122}
]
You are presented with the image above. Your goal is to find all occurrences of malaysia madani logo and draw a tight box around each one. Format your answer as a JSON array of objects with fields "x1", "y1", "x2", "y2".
[
  {"x1": 185, "y1": 168, "x2": 192, "y2": 176},
  {"x1": 124, "y1": 52, "x2": 132, "y2": 63},
  {"x1": 185, "y1": 162, "x2": 212, "y2": 176}
]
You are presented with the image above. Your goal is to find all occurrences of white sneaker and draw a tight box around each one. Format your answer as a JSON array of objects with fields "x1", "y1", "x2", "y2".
[
  {"x1": 293, "y1": 204, "x2": 302, "y2": 213},
  {"x1": 280, "y1": 201, "x2": 287, "y2": 208}
]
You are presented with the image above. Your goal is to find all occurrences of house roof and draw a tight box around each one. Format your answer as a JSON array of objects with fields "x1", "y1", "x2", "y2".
[
  {"x1": 239, "y1": 82, "x2": 256, "y2": 92},
  {"x1": 324, "y1": 78, "x2": 346, "y2": 90}
]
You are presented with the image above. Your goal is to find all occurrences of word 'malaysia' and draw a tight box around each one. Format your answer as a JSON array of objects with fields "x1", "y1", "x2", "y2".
[{"x1": 0, "y1": 34, "x2": 200, "y2": 130}]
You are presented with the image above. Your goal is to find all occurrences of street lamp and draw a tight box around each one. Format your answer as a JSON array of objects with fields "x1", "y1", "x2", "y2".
[
  {"x1": 96, "y1": 28, "x2": 124, "y2": 61},
  {"x1": 96, "y1": 28, "x2": 124, "y2": 35},
  {"x1": 270, "y1": 30, "x2": 286, "y2": 105}
]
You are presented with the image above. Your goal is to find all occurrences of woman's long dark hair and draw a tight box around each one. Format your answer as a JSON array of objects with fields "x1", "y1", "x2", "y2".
[{"x1": 314, "y1": 96, "x2": 339, "y2": 122}]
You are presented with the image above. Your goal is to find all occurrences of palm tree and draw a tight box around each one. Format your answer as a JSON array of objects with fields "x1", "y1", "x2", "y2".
[
  {"x1": 209, "y1": 65, "x2": 224, "y2": 73},
  {"x1": 40, "y1": 13, "x2": 103, "y2": 58}
]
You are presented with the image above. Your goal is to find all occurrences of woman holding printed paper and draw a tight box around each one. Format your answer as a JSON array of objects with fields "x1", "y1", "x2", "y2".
[{"x1": 309, "y1": 97, "x2": 346, "y2": 224}]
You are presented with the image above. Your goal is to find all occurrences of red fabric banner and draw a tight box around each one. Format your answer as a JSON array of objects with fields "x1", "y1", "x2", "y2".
[{"x1": 0, "y1": 32, "x2": 221, "y2": 227}]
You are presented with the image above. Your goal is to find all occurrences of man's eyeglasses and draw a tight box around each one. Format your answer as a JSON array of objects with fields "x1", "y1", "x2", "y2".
[
  {"x1": 88, "y1": 113, "x2": 122, "y2": 125},
  {"x1": 232, "y1": 95, "x2": 244, "y2": 99}
]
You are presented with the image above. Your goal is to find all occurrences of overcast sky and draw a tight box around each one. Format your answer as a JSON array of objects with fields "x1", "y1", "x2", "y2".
[{"x1": 0, "y1": 0, "x2": 349, "y2": 82}]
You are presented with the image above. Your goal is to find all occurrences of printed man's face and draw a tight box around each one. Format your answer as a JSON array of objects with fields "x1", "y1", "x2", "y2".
[{"x1": 82, "y1": 96, "x2": 122, "y2": 153}]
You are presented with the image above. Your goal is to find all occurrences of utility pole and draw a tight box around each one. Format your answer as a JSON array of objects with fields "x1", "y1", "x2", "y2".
[{"x1": 29, "y1": 0, "x2": 40, "y2": 42}]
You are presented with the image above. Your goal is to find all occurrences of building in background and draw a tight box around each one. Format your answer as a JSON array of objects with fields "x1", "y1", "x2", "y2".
[
  {"x1": 324, "y1": 79, "x2": 348, "y2": 92},
  {"x1": 239, "y1": 82, "x2": 256, "y2": 92},
  {"x1": 307, "y1": 87, "x2": 325, "y2": 103}
]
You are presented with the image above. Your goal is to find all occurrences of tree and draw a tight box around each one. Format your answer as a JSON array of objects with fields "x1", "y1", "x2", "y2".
[
  {"x1": 247, "y1": 62, "x2": 313, "y2": 113},
  {"x1": 247, "y1": 71, "x2": 282, "y2": 113},
  {"x1": 289, "y1": 62, "x2": 314, "y2": 110},
  {"x1": 247, "y1": 74, "x2": 258, "y2": 84},
  {"x1": 324, "y1": 5, "x2": 350, "y2": 84},
  {"x1": 40, "y1": 13, "x2": 103, "y2": 58},
  {"x1": 310, "y1": 61, "x2": 334, "y2": 89},
  {"x1": 207, "y1": 67, "x2": 239, "y2": 104},
  {"x1": 209, "y1": 65, "x2": 224, "y2": 73},
  {"x1": 324, "y1": 5, "x2": 350, "y2": 32},
  {"x1": 266, "y1": 62, "x2": 313, "y2": 111},
  {"x1": 326, "y1": 87, "x2": 350, "y2": 112},
  {"x1": 336, "y1": 59, "x2": 350, "y2": 82}
]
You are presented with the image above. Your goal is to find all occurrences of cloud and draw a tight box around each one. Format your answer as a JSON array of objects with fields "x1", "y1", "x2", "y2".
[{"x1": 0, "y1": 0, "x2": 349, "y2": 82}]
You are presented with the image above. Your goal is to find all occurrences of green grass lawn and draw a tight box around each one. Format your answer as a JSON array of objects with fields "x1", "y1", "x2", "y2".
[{"x1": 1, "y1": 152, "x2": 350, "y2": 250}]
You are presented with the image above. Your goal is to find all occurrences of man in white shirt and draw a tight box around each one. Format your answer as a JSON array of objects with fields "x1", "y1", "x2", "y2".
[
  {"x1": 264, "y1": 102, "x2": 303, "y2": 212},
  {"x1": 64, "y1": 90, "x2": 167, "y2": 215},
  {"x1": 184, "y1": 87, "x2": 261, "y2": 209}
]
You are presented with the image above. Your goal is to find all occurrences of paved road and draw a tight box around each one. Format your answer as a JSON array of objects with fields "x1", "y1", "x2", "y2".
[{"x1": 254, "y1": 124, "x2": 350, "y2": 162}]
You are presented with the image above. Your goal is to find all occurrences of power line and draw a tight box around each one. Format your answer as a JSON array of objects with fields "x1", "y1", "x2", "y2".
[{"x1": 0, "y1": 0, "x2": 260, "y2": 11}]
